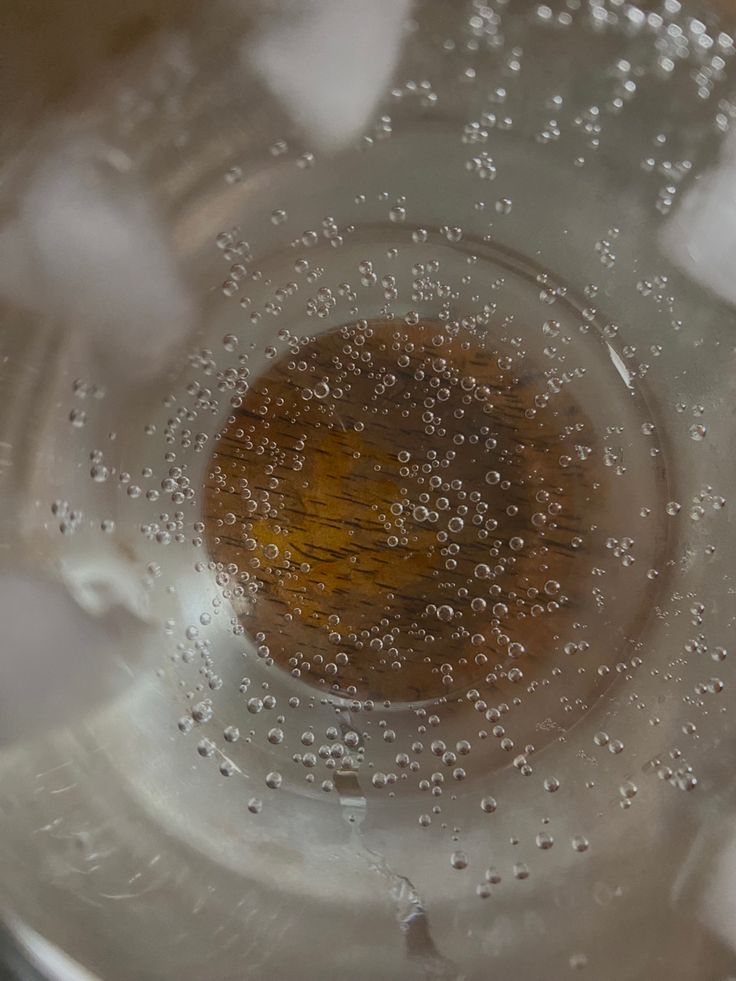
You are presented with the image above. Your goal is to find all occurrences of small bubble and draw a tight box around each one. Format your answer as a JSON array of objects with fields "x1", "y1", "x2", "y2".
[
  {"x1": 191, "y1": 701, "x2": 213, "y2": 724},
  {"x1": 689, "y1": 423, "x2": 707, "y2": 441},
  {"x1": 480, "y1": 795, "x2": 497, "y2": 813},
  {"x1": 248, "y1": 797, "x2": 263, "y2": 814},
  {"x1": 451, "y1": 850, "x2": 468, "y2": 870}
]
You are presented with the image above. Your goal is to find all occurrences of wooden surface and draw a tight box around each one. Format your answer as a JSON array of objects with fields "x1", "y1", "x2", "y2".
[{"x1": 204, "y1": 320, "x2": 601, "y2": 703}]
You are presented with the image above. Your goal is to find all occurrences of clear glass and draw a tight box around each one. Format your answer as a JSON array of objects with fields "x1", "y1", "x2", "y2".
[{"x1": 2, "y1": 1, "x2": 736, "y2": 979}]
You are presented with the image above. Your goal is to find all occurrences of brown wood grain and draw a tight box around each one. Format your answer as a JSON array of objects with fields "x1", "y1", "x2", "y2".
[{"x1": 204, "y1": 320, "x2": 603, "y2": 704}]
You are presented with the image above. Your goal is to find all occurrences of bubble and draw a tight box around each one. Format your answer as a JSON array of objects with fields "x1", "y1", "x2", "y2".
[
  {"x1": 689, "y1": 423, "x2": 707, "y2": 441},
  {"x1": 248, "y1": 798, "x2": 263, "y2": 814},
  {"x1": 450, "y1": 850, "x2": 468, "y2": 870},
  {"x1": 265, "y1": 771, "x2": 283, "y2": 789},
  {"x1": 544, "y1": 777, "x2": 560, "y2": 793},
  {"x1": 571, "y1": 835, "x2": 589, "y2": 853},
  {"x1": 536, "y1": 832, "x2": 554, "y2": 849},
  {"x1": 191, "y1": 702, "x2": 213, "y2": 724},
  {"x1": 485, "y1": 470, "x2": 501, "y2": 485},
  {"x1": 480, "y1": 795, "x2": 497, "y2": 813}
]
